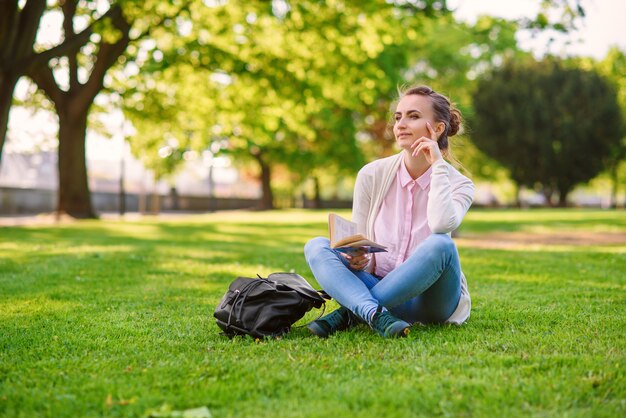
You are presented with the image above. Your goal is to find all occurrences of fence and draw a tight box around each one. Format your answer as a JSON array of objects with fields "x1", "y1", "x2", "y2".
[{"x1": 0, "y1": 187, "x2": 261, "y2": 215}]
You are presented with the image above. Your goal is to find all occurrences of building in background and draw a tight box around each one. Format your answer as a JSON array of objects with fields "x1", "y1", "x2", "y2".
[{"x1": 0, "y1": 142, "x2": 261, "y2": 214}]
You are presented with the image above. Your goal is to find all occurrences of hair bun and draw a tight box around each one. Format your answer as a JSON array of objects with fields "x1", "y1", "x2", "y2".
[{"x1": 449, "y1": 108, "x2": 462, "y2": 137}]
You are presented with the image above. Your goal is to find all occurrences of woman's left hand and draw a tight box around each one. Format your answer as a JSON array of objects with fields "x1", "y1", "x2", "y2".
[
  {"x1": 410, "y1": 122, "x2": 443, "y2": 165},
  {"x1": 344, "y1": 249, "x2": 370, "y2": 271}
]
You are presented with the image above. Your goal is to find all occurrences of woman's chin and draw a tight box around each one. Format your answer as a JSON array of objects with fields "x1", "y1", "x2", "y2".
[{"x1": 396, "y1": 138, "x2": 414, "y2": 150}]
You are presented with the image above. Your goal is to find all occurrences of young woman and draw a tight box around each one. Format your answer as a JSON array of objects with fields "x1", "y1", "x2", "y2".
[{"x1": 304, "y1": 86, "x2": 474, "y2": 338}]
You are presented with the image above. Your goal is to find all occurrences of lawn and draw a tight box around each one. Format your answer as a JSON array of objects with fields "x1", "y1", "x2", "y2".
[{"x1": 1, "y1": 209, "x2": 624, "y2": 417}]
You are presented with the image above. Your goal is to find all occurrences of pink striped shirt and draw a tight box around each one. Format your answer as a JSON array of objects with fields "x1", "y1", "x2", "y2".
[{"x1": 373, "y1": 159, "x2": 433, "y2": 277}]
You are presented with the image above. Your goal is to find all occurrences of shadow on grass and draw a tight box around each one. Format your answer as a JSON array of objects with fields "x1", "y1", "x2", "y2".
[{"x1": 0, "y1": 219, "x2": 327, "y2": 311}]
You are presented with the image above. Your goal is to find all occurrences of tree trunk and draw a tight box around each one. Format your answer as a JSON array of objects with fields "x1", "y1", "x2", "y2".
[
  {"x1": 514, "y1": 183, "x2": 522, "y2": 208},
  {"x1": 312, "y1": 176, "x2": 322, "y2": 209},
  {"x1": 557, "y1": 189, "x2": 569, "y2": 208},
  {"x1": 259, "y1": 161, "x2": 274, "y2": 210},
  {"x1": 252, "y1": 151, "x2": 274, "y2": 210},
  {"x1": 56, "y1": 106, "x2": 96, "y2": 218},
  {"x1": 0, "y1": 73, "x2": 19, "y2": 163},
  {"x1": 609, "y1": 163, "x2": 618, "y2": 209},
  {"x1": 150, "y1": 191, "x2": 160, "y2": 214}
]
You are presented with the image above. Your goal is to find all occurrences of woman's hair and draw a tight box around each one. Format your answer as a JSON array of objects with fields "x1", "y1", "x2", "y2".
[{"x1": 394, "y1": 85, "x2": 463, "y2": 160}]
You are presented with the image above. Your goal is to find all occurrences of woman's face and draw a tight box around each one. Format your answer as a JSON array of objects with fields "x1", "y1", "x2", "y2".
[{"x1": 393, "y1": 94, "x2": 440, "y2": 150}]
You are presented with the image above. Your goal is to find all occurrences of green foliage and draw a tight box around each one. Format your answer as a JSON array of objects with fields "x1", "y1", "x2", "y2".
[
  {"x1": 121, "y1": 0, "x2": 540, "y2": 201},
  {"x1": 472, "y1": 57, "x2": 624, "y2": 206},
  {"x1": 123, "y1": 64, "x2": 220, "y2": 181},
  {"x1": 1, "y1": 0, "x2": 591, "y2": 215},
  {"x1": 594, "y1": 48, "x2": 626, "y2": 205},
  {"x1": 0, "y1": 209, "x2": 624, "y2": 417},
  {"x1": 523, "y1": 0, "x2": 586, "y2": 32}
]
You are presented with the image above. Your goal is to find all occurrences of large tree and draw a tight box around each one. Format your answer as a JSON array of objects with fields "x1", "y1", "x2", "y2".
[
  {"x1": 472, "y1": 58, "x2": 624, "y2": 206},
  {"x1": 1, "y1": 0, "x2": 189, "y2": 218},
  {"x1": 123, "y1": 0, "x2": 443, "y2": 209}
]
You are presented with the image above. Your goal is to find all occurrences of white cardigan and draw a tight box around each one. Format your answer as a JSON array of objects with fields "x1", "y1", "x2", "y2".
[{"x1": 352, "y1": 152, "x2": 475, "y2": 325}]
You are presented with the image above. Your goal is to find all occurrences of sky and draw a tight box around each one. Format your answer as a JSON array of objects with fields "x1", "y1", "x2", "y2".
[
  {"x1": 450, "y1": 0, "x2": 626, "y2": 59},
  {"x1": 5, "y1": 0, "x2": 626, "y2": 159}
]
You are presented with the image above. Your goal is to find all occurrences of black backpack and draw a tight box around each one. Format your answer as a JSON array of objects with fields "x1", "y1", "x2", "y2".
[{"x1": 213, "y1": 272, "x2": 329, "y2": 338}]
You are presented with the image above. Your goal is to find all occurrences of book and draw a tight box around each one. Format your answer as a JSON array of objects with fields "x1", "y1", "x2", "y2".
[{"x1": 328, "y1": 213, "x2": 387, "y2": 254}]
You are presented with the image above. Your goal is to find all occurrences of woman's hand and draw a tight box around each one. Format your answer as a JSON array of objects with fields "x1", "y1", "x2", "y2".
[
  {"x1": 342, "y1": 248, "x2": 370, "y2": 271},
  {"x1": 410, "y1": 122, "x2": 443, "y2": 165}
]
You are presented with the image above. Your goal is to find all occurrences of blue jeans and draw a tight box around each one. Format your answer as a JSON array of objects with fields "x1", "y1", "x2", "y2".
[{"x1": 304, "y1": 234, "x2": 462, "y2": 324}]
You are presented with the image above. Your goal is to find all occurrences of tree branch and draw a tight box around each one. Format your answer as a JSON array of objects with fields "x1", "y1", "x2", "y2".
[
  {"x1": 0, "y1": 0, "x2": 46, "y2": 69},
  {"x1": 14, "y1": 0, "x2": 46, "y2": 57},
  {"x1": 20, "y1": 4, "x2": 120, "y2": 72},
  {"x1": 0, "y1": 0, "x2": 19, "y2": 62},
  {"x1": 61, "y1": 0, "x2": 80, "y2": 90},
  {"x1": 18, "y1": 1, "x2": 191, "y2": 76},
  {"x1": 26, "y1": 63, "x2": 64, "y2": 107},
  {"x1": 77, "y1": 5, "x2": 130, "y2": 111}
]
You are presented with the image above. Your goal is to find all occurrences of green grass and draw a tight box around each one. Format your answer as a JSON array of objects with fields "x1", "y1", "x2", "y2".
[
  {"x1": 460, "y1": 208, "x2": 626, "y2": 234},
  {"x1": 1, "y1": 209, "x2": 625, "y2": 417}
]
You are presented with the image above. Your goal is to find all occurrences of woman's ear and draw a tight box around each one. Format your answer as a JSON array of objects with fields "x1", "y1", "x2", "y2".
[{"x1": 435, "y1": 122, "x2": 446, "y2": 139}]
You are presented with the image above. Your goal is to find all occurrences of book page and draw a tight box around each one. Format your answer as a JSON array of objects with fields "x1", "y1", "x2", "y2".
[
  {"x1": 328, "y1": 213, "x2": 387, "y2": 253},
  {"x1": 328, "y1": 213, "x2": 357, "y2": 245}
]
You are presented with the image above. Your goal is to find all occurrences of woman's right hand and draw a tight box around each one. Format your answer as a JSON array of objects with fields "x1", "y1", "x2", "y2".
[{"x1": 342, "y1": 248, "x2": 370, "y2": 271}]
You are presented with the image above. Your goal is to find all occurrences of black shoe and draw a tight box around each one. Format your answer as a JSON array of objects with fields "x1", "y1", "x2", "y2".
[
  {"x1": 370, "y1": 307, "x2": 410, "y2": 338},
  {"x1": 307, "y1": 307, "x2": 359, "y2": 338}
]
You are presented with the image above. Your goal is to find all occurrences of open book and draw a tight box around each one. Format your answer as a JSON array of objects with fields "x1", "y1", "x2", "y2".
[{"x1": 328, "y1": 213, "x2": 387, "y2": 254}]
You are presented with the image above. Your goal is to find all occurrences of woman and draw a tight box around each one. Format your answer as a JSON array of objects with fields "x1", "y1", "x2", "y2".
[{"x1": 304, "y1": 85, "x2": 474, "y2": 338}]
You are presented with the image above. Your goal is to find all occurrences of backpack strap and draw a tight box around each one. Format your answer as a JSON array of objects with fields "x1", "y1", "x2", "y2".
[
  {"x1": 292, "y1": 302, "x2": 327, "y2": 329},
  {"x1": 226, "y1": 279, "x2": 266, "y2": 332},
  {"x1": 318, "y1": 290, "x2": 332, "y2": 300}
]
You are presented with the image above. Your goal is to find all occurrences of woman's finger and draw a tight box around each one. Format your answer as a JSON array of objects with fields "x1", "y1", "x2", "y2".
[
  {"x1": 410, "y1": 136, "x2": 429, "y2": 149},
  {"x1": 427, "y1": 122, "x2": 437, "y2": 140},
  {"x1": 352, "y1": 260, "x2": 367, "y2": 270},
  {"x1": 351, "y1": 254, "x2": 369, "y2": 267},
  {"x1": 412, "y1": 142, "x2": 432, "y2": 157}
]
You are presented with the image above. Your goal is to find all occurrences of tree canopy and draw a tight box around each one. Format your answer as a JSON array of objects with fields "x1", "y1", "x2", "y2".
[
  {"x1": 471, "y1": 57, "x2": 624, "y2": 206},
  {"x1": 1, "y1": 0, "x2": 590, "y2": 216},
  {"x1": 122, "y1": 0, "x2": 449, "y2": 209},
  {"x1": 122, "y1": 0, "x2": 535, "y2": 208}
]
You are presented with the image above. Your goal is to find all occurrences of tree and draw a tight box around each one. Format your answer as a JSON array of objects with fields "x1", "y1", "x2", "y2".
[
  {"x1": 123, "y1": 0, "x2": 446, "y2": 209},
  {"x1": 27, "y1": 3, "x2": 133, "y2": 218},
  {"x1": 472, "y1": 58, "x2": 624, "y2": 206},
  {"x1": 594, "y1": 48, "x2": 626, "y2": 208},
  {"x1": 1, "y1": 0, "x2": 588, "y2": 216},
  {"x1": 0, "y1": 0, "x2": 46, "y2": 163},
  {"x1": 1, "y1": 0, "x2": 189, "y2": 218}
]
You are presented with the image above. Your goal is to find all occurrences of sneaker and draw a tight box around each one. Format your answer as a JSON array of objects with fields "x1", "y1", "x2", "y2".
[
  {"x1": 307, "y1": 306, "x2": 359, "y2": 338},
  {"x1": 370, "y1": 307, "x2": 410, "y2": 338}
]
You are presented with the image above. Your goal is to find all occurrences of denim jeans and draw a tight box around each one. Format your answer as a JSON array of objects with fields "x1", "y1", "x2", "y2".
[{"x1": 304, "y1": 233, "x2": 462, "y2": 324}]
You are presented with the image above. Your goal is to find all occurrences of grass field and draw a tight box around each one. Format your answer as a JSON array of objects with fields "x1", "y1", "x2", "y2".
[{"x1": 1, "y1": 209, "x2": 625, "y2": 417}]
